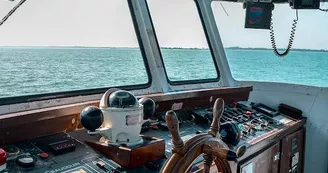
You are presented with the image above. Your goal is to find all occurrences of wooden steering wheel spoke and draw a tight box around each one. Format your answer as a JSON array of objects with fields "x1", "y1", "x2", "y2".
[
  {"x1": 203, "y1": 140, "x2": 245, "y2": 161},
  {"x1": 208, "y1": 98, "x2": 224, "y2": 137},
  {"x1": 165, "y1": 110, "x2": 184, "y2": 154},
  {"x1": 161, "y1": 98, "x2": 246, "y2": 173},
  {"x1": 203, "y1": 154, "x2": 214, "y2": 173}
]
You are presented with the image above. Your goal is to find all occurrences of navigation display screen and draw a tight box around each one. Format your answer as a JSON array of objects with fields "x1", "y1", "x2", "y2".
[
  {"x1": 249, "y1": 7, "x2": 263, "y2": 25},
  {"x1": 245, "y1": 2, "x2": 272, "y2": 29}
]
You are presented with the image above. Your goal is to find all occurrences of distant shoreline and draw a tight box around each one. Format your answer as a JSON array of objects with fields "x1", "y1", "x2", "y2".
[
  {"x1": 226, "y1": 47, "x2": 328, "y2": 53},
  {"x1": 0, "y1": 46, "x2": 327, "y2": 52}
]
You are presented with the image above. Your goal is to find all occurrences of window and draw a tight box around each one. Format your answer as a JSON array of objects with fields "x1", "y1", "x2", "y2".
[
  {"x1": 146, "y1": 0, "x2": 219, "y2": 83},
  {"x1": 212, "y1": 2, "x2": 328, "y2": 87},
  {"x1": 0, "y1": 0, "x2": 149, "y2": 99}
]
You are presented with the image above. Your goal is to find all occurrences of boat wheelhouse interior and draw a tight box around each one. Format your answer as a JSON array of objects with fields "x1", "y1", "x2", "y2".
[{"x1": 0, "y1": 0, "x2": 327, "y2": 172}]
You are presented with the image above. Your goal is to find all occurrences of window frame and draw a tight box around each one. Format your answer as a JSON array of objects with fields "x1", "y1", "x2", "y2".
[
  {"x1": 144, "y1": 0, "x2": 221, "y2": 85},
  {"x1": 0, "y1": 0, "x2": 152, "y2": 106}
]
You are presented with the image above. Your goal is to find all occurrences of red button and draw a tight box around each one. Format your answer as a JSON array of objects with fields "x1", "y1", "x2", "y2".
[
  {"x1": 232, "y1": 102, "x2": 238, "y2": 107},
  {"x1": 246, "y1": 111, "x2": 252, "y2": 116},
  {"x1": 0, "y1": 148, "x2": 7, "y2": 166},
  {"x1": 152, "y1": 125, "x2": 159, "y2": 130},
  {"x1": 40, "y1": 152, "x2": 49, "y2": 159}
]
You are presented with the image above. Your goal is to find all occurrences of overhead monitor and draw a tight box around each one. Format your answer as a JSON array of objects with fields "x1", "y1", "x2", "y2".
[{"x1": 244, "y1": 2, "x2": 273, "y2": 30}]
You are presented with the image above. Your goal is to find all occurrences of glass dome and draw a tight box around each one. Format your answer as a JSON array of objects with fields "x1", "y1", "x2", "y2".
[{"x1": 108, "y1": 90, "x2": 138, "y2": 108}]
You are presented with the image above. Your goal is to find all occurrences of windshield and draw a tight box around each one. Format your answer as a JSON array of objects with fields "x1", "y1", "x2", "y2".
[
  {"x1": 0, "y1": 0, "x2": 149, "y2": 98},
  {"x1": 146, "y1": 0, "x2": 219, "y2": 83},
  {"x1": 212, "y1": 2, "x2": 328, "y2": 87},
  {"x1": 0, "y1": 0, "x2": 327, "y2": 101}
]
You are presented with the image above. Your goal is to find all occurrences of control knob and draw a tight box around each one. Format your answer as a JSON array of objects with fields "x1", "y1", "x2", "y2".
[
  {"x1": 138, "y1": 97, "x2": 156, "y2": 120},
  {"x1": 16, "y1": 155, "x2": 35, "y2": 168},
  {"x1": 219, "y1": 122, "x2": 241, "y2": 146},
  {"x1": 139, "y1": 97, "x2": 156, "y2": 132},
  {"x1": 80, "y1": 106, "x2": 104, "y2": 132}
]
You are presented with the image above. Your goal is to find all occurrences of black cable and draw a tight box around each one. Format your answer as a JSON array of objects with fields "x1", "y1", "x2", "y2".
[
  {"x1": 270, "y1": 10, "x2": 299, "y2": 57},
  {"x1": 0, "y1": 0, "x2": 27, "y2": 27}
]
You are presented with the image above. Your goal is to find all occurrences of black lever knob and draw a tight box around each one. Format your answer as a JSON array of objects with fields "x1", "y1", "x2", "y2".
[
  {"x1": 220, "y1": 121, "x2": 241, "y2": 146},
  {"x1": 16, "y1": 155, "x2": 35, "y2": 168},
  {"x1": 138, "y1": 97, "x2": 156, "y2": 120},
  {"x1": 80, "y1": 106, "x2": 104, "y2": 132}
]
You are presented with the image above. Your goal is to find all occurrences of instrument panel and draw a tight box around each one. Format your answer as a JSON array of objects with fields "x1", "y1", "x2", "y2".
[
  {"x1": 0, "y1": 101, "x2": 297, "y2": 173},
  {"x1": 2, "y1": 132, "x2": 123, "y2": 173}
]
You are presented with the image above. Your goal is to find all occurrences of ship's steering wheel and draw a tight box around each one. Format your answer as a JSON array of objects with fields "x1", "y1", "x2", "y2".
[{"x1": 160, "y1": 98, "x2": 246, "y2": 173}]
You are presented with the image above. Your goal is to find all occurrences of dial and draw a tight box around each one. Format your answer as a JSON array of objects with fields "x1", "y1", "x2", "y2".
[
  {"x1": 3, "y1": 145, "x2": 20, "y2": 157},
  {"x1": 16, "y1": 155, "x2": 35, "y2": 168}
]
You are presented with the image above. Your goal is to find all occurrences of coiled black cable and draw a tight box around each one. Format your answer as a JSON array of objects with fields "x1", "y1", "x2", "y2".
[{"x1": 270, "y1": 10, "x2": 298, "y2": 57}]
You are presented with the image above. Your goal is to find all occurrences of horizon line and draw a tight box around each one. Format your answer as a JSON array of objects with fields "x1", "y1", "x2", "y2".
[{"x1": 0, "y1": 45, "x2": 327, "y2": 51}]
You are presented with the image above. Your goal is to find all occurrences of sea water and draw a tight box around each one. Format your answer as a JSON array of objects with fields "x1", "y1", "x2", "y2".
[{"x1": 0, "y1": 47, "x2": 327, "y2": 98}]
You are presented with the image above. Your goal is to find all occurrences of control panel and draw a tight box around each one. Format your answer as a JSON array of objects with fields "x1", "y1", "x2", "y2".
[
  {"x1": 1, "y1": 132, "x2": 124, "y2": 173},
  {"x1": 0, "y1": 101, "x2": 296, "y2": 173},
  {"x1": 144, "y1": 101, "x2": 292, "y2": 152}
]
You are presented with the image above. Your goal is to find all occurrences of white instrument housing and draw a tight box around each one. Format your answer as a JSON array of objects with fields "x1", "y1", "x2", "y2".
[{"x1": 89, "y1": 89, "x2": 149, "y2": 147}]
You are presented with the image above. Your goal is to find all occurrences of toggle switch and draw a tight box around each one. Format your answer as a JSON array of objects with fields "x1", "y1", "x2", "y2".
[{"x1": 96, "y1": 161, "x2": 106, "y2": 169}]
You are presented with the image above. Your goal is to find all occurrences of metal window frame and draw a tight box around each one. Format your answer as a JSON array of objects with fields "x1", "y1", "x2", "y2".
[
  {"x1": 0, "y1": 0, "x2": 154, "y2": 110},
  {"x1": 143, "y1": 0, "x2": 221, "y2": 85},
  {"x1": 0, "y1": 0, "x2": 236, "y2": 114},
  {"x1": 196, "y1": 0, "x2": 236, "y2": 87}
]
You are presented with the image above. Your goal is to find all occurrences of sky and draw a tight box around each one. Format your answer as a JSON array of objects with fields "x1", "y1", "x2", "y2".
[{"x1": 0, "y1": 0, "x2": 327, "y2": 49}]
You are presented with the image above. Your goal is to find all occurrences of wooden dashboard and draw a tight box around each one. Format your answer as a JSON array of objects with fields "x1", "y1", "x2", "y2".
[
  {"x1": 0, "y1": 86, "x2": 252, "y2": 144},
  {"x1": 0, "y1": 86, "x2": 306, "y2": 173}
]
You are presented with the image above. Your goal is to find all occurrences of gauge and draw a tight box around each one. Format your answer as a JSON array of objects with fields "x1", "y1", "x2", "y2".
[{"x1": 3, "y1": 145, "x2": 20, "y2": 156}]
